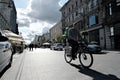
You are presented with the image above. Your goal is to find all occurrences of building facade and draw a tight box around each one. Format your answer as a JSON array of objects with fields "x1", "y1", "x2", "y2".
[
  {"x1": 0, "y1": 12, "x2": 9, "y2": 30},
  {"x1": 0, "y1": 0, "x2": 18, "y2": 34},
  {"x1": 60, "y1": 0, "x2": 120, "y2": 50},
  {"x1": 50, "y1": 21, "x2": 62, "y2": 43},
  {"x1": 102, "y1": 0, "x2": 120, "y2": 49},
  {"x1": 42, "y1": 32, "x2": 50, "y2": 43},
  {"x1": 32, "y1": 33, "x2": 50, "y2": 47}
]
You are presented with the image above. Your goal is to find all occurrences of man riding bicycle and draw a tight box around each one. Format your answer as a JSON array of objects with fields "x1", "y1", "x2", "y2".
[
  {"x1": 67, "y1": 23, "x2": 82, "y2": 60},
  {"x1": 64, "y1": 24, "x2": 94, "y2": 67}
]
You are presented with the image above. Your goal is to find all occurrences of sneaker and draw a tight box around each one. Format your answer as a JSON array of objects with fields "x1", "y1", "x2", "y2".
[{"x1": 72, "y1": 56, "x2": 76, "y2": 60}]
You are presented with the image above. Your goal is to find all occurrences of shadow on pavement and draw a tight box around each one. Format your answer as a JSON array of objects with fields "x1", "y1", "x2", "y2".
[
  {"x1": 92, "y1": 51, "x2": 108, "y2": 55},
  {"x1": 70, "y1": 63, "x2": 120, "y2": 80},
  {"x1": 0, "y1": 65, "x2": 10, "y2": 78}
]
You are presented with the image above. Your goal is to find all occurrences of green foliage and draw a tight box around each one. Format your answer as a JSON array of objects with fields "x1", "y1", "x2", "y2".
[
  {"x1": 56, "y1": 34, "x2": 63, "y2": 43},
  {"x1": 41, "y1": 36, "x2": 45, "y2": 43}
]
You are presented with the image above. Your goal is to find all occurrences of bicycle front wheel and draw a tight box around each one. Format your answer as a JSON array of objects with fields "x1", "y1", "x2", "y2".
[
  {"x1": 79, "y1": 52, "x2": 93, "y2": 68},
  {"x1": 64, "y1": 52, "x2": 72, "y2": 63}
]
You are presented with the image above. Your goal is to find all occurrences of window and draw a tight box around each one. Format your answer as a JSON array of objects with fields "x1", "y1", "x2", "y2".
[
  {"x1": 63, "y1": 12, "x2": 65, "y2": 17},
  {"x1": 72, "y1": 5, "x2": 74, "y2": 11},
  {"x1": 75, "y1": 11, "x2": 78, "y2": 16},
  {"x1": 117, "y1": 0, "x2": 120, "y2": 6},
  {"x1": 89, "y1": 14, "x2": 98, "y2": 26},
  {"x1": 114, "y1": 23, "x2": 120, "y2": 35},
  {"x1": 69, "y1": 8, "x2": 70, "y2": 12},
  {"x1": 107, "y1": 0, "x2": 120, "y2": 16},
  {"x1": 93, "y1": 0, "x2": 97, "y2": 6},
  {"x1": 80, "y1": 7, "x2": 84, "y2": 14},
  {"x1": 110, "y1": 27, "x2": 114, "y2": 36},
  {"x1": 76, "y1": 1, "x2": 78, "y2": 7},
  {"x1": 80, "y1": 0, "x2": 83, "y2": 2},
  {"x1": 88, "y1": 1, "x2": 92, "y2": 11},
  {"x1": 108, "y1": 3, "x2": 112, "y2": 15},
  {"x1": 69, "y1": 16, "x2": 70, "y2": 22}
]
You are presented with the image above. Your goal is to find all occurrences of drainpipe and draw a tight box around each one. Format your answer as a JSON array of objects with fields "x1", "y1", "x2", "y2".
[{"x1": 103, "y1": 23, "x2": 106, "y2": 49}]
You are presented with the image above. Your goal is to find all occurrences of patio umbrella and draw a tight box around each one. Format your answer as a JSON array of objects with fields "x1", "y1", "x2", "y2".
[{"x1": 43, "y1": 42, "x2": 50, "y2": 45}]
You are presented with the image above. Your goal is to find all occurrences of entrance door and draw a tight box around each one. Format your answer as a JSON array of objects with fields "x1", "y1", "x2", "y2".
[
  {"x1": 114, "y1": 23, "x2": 120, "y2": 49},
  {"x1": 114, "y1": 35, "x2": 120, "y2": 49}
]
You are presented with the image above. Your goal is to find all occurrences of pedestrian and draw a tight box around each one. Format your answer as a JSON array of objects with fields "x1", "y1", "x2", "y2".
[
  {"x1": 31, "y1": 44, "x2": 34, "y2": 51},
  {"x1": 29, "y1": 44, "x2": 31, "y2": 51}
]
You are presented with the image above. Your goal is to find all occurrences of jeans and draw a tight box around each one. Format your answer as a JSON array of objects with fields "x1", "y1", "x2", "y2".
[{"x1": 68, "y1": 39, "x2": 79, "y2": 58}]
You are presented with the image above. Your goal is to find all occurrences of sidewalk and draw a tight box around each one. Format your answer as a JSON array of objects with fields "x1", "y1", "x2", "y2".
[{"x1": 102, "y1": 50, "x2": 120, "y2": 54}]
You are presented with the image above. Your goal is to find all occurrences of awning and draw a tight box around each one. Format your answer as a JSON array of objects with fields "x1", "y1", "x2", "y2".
[
  {"x1": 3, "y1": 30, "x2": 24, "y2": 44},
  {"x1": 3, "y1": 30, "x2": 21, "y2": 38},
  {"x1": 9, "y1": 37, "x2": 24, "y2": 42}
]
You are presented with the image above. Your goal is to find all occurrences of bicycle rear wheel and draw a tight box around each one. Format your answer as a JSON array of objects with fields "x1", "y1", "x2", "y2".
[
  {"x1": 79, "y1": 52, "x2": 93, "y2": 68},
  {"x1": 64, "y1": 52, "x2": 72, "y2": 63}
]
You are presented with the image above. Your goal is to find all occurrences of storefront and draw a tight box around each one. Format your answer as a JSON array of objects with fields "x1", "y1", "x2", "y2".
[
  {"x1": 3, "y1": 30, "x2": 24, "y2": 53},
  {"x1": 112, "y1": 23, "x2": 120, "y2": 49},
  {"x1": 89, "y1": 29, "x2": 100, "y2": 44}
]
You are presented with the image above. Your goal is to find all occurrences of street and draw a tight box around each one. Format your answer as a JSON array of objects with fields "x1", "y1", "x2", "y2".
[{"x1": 0, "y1": 48, "x2": 120, "y2": 80}]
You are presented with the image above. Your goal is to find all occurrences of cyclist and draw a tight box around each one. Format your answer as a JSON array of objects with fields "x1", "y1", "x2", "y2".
[{"x1": 67, "y1": 23, "x2": 82, "y2": 60}]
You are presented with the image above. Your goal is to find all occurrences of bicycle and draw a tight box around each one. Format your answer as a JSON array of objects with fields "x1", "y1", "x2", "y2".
[{"x1": 64, "y1": 40, "x2": 93, "y2": 68}]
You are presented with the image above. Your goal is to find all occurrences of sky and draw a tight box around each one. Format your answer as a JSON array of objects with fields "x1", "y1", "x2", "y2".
[{"x1": 14, "y1": 0, "x2": 68, "y2": 44}]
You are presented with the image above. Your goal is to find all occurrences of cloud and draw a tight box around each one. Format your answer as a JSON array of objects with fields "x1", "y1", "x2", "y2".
[
  {"x1": 17, "y1": 8, "x2": 31, "y2": 27},
  {"x1": 59, "y1": 0, "x2": 68, "y2": 7},
  {"x1": 19, "y1": 26, "x2": 36, "y2": 44},
  {"x1": 15, "y1": 0, "x2": 62, "y2": 44},
  {"x1": 27, "y1": 0, "x2": 61, "y2": 24},
  {"x1": 18, "y1": 21, "x2": 53, "y2": 43},
  {"x1": 42, "y1": 27, "x2": 50, "y2": 34},
  {"x1": 18, "y1": 18, "x2": 30, "y2": 27}
]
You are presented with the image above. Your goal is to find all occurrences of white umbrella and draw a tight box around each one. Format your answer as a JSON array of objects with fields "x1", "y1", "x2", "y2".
[{"x1": 43, "y1": 42, "x2": 50, "y2": 45}]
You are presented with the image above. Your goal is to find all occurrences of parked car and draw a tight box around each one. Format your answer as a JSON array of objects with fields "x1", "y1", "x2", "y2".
[
  {"x1": 87, "y1": 41, "x2": 102, "y2": 53},
  {"x1": 50, "y1": 43, "x2": 63, "y2": 51},
  {"x1": 0, "y1": 30, "x2": 13, "y2": 73}
]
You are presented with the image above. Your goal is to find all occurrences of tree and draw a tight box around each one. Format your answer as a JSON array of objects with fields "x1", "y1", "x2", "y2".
[
  {"x1": 56, "y1": 34, "x2": 63, "y2": 43},
  {"x1": 41, "y1": 36, "x2": 45, "y2": 44}
]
